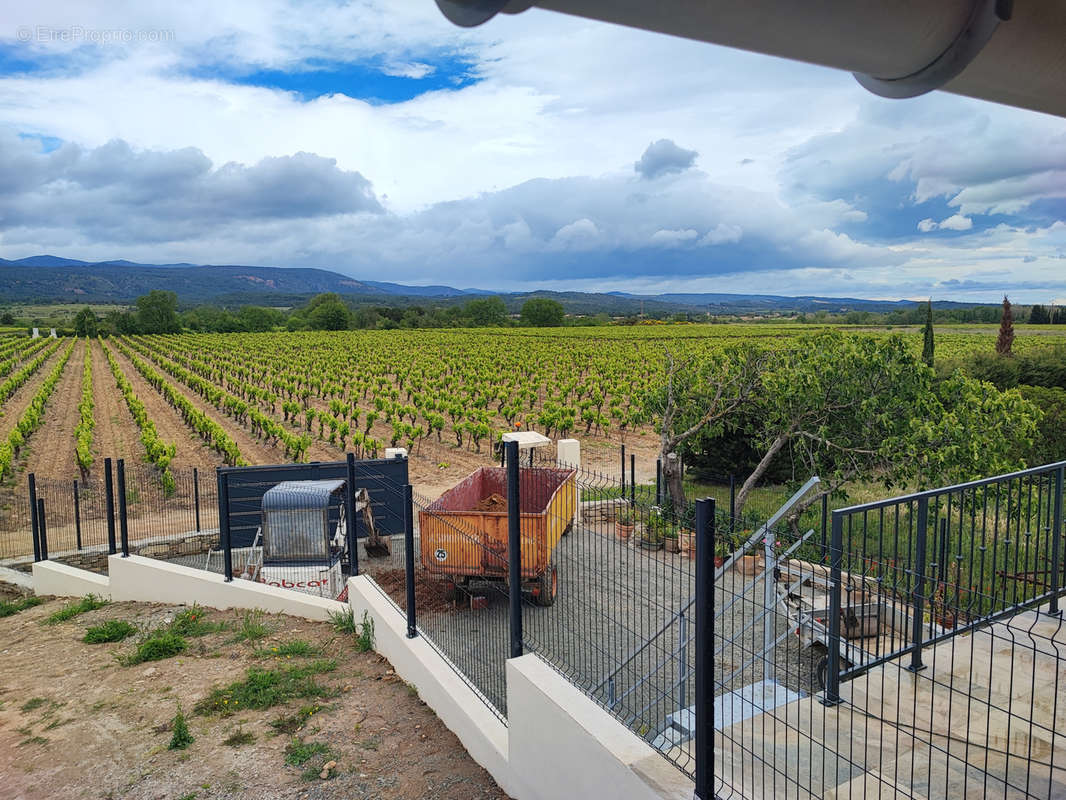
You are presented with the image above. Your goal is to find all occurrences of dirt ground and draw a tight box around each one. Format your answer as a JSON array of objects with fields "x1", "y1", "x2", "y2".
[
  {"x1": 21, "y1": 339, "x2": 85, "y2": 479},
  {"x1": 0, "y1": 592, "x2": 508, "y2": 800}
]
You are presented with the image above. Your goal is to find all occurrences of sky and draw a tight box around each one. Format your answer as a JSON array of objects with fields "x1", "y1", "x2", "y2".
[{"x1": 0, "y1": 2, "x2": 1064, "y2": 303}]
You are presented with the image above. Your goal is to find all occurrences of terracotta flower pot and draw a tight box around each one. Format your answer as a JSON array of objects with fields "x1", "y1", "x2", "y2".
[
  {"x1": 615, "y1": 522, "x2": 634, "y2": 540},
  {"x1": 665, "y1": 536, "x2": 681, "y2": 554},
  {"x1": 714, "y1": 556, "x2": 726, "y2": 568},
  {"x1": 677, "y1": 530, "x2": 694, "y2": 553},
  {"x1": 736, "y1": 554, "x2": 765, "y2": 575}
]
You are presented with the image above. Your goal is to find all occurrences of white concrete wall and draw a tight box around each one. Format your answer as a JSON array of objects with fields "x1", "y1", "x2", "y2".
[
  {"x1": 507, "y1": 655, "x2": 693, "y2": 800},
  {"x1": 32, "y1": 560, "x2": 111, "y2": 598},
  {"x1": 107, "y1": 555, "x2": 347, "y2": 621},
  {"x1": 557, "y1": 438, "x2": 580, "y2": 467}
]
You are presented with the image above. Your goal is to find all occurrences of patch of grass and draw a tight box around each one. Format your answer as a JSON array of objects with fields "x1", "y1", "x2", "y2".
[
  {"x1": 195, "y1": 660, "x2": 338, "y2": 716},
  {"x1": 359, "y1": 734, "x2": 382, "y2": 751},
  {"x1": 229, "y1": 609, "x2": 271, "y2": 643},
  {"x1": 355, "y1": 611, "x2": 374, "y2": 652},
  {"x1": 84, "y1": 619, "x2": 137, "y2": 644},
  {"x1": 122, "y1": 630, "x2": 187, "y2": 666},
  {"x1": 170, "y1": 607, "x2": 226, "y2": 638},
  {"x1": 0, "y1": 596, "x2": 43, "y2": 617},
  {"x1": 20, "y1": 697, "x2": 46, "y2": 713},
  {"x1": 43, "y1": 594, "x2": 107, "y2": 624},
  {"x1": 178, "y1": 794, "x2": 198, "y2": 800},
  {"x1": 18, "y1": 735, "x2": 48, "y2": 747},
  {"x1": 168, "y1": 708, "x2": 194, "y2": 750},
  {"x1": 268, "y1": 703, "x2": 323, "y2": 735},
  {"x1": 255, "y1": 639, "x2": 318, "y2": 659},
  {"x1": 327, "y1": 607, "x2": 357, "y2": 634},
  {"x1": 284, "y1": 737, "x2": 331, "y2": 766},
  {"x1": 222, "y1": 726, "x2": 255, "y2": 747}
]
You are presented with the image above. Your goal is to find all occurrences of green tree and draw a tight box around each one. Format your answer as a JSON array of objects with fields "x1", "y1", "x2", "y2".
[
  {"x1": 135, "y1": 290, "x2": 181, "y2": 334},
  {"x1": 921, "y1": 299, "x2": 934, "y2": 367},
  {"x1": 996, "y1": 295, "x2": 1014, "y2": 355},
  {"x1": 1029, "y1": 304, "x2": 1051, "y2": 324},
  {"x1": 237, "y1": 305, "x2": 284, "y2": 332},
  {"x1": 73, "y1": 306, "x2": 99, "y2": 337},
  {"x1": 462, "y1": 296, "x2": 508, "y2": 327},
  {"x1": 0, "y1": 311, "x2": 14, "y2": 325},
  {"x1": 306, "y1": 293, "x2": 351, "y2": 331},
  {"x1": 520, "y1": 297, "x2": 566, "y2": 327}
]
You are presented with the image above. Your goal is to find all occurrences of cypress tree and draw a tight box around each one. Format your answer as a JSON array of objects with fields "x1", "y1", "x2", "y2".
[
  {"x1": 995, "y1": 295, "x2": 1015, "y2": 356},
  {"x1": 921, "y1": 299, "x2": 935, "y2": 367}
]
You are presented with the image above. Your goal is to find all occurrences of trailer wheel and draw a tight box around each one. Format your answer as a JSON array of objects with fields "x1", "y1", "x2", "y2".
[{"x1": 534, "y1": 564, "x2": 558, "y2": 607}]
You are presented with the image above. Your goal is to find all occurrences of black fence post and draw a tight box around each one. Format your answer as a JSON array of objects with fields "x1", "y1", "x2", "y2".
[
  {"x1": 73, "y1": 479, "x2": 83, "y2": 551},
  {"x1": 117, "y1": 459, "x2": 129, "y2": 557},
  {"x1": 693, "y1": 497, "x2": 715, "y2": 800},
  {"x1": 822, "y1": 510, "x2": 845, "y2": 705},
  {"x1": 346, "y1": 453, "x2": 360, "y2": 578},
  {"x1": 620, "y1": 444, "x2": 626, "y2": 496},
  {"x1": 403, "y1": 483, "x2": 416, "y2": 638},
  {"x1": 820, "y1": 493, "x2": 829, "y2": 563},
  {"x1": 193, "y1": 467, "x2": 202, "y2": 533},
  {"x1": 218, "y1": 469, "x2": 233, "y2": 582},
  {"x1": 28, "y1": 474, "x2": 40, "y2": 562},
  {"x1": 104, "y1": 458, "x2": 117, "y2": 556},
  {"x1": 1049, "y1": 466, "x2": 1063, "y2": 616},
  {"x1": 506, "y1": 440, "x2": 523, "y2": 658},
  {"x1": 908, "y1": 497, "x2": 930, "y2": 673},
  {"x1": 655, "y1": 458, "x2": 662, "y2": 507},
  {"x1": 37, "y1": 498, "x2": 48, "y2": 561},
  {"x1": 629, "y1": 452, "x2": 635, "y2": 506}
]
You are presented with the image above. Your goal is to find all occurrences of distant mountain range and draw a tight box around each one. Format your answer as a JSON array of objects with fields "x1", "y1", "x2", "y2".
[{"x1": 0, "y1": 255, "x2": 981, "y2": 314}]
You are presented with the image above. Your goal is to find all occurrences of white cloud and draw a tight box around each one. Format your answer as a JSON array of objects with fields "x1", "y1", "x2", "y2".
[
  {"x1": 649, "y1": 228, "x2": 699, "y2": 247},
  {"x1": 938, "y1": 214, "x2": 973, "y2": 231},
  {"x1": 917, "y1": 218, "x2": 937, "y2": 232},
  {"x1": 699, "y1": 223, "x2": 743, "y2": 245}
]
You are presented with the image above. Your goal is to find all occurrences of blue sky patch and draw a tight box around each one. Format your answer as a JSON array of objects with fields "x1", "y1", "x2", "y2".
[
  {"x1": 18, "y1": 132, "x2": 63, "y2": 152},
  {"x1": 189, "y1": 52, "x2": 480, "y2": 103}
]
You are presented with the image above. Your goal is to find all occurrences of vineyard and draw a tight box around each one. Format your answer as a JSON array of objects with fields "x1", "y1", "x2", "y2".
[{"x1": 0, "y1": 324, "x2": 1061, "y2": 498}]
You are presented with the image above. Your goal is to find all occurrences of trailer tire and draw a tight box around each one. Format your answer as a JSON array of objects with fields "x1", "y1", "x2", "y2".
[{"x1": 534, "y1": 564, "x2": 558, "y2": 607}]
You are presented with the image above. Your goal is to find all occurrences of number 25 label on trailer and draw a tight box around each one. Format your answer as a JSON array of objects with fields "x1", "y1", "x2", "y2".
[{"x1": 434, "y1": 548, "x2": 448, "y2": 562}]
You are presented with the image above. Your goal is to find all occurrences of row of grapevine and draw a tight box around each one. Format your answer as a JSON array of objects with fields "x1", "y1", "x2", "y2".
[
  {"x1": 100, "y1": 340, "x2": 179, "y2": 494},
  {"x1": 0, "y1": 338, "x2": 64, "y2": 407},
  {"x1": 0, "y1": 337, "x2": 50, "y2": 378},
  {"x1": 0, "y1": 341, "x2": 75, "y2": 481},
  {"x1": 120, "y1": 337, "x2": 307, "y2": 462},
  {"x1": 109, "y1": 338, "x2": 248, "y2": 466},
  {"x1": 75, "y1": 341, "x2": 94, "y2": 475}
]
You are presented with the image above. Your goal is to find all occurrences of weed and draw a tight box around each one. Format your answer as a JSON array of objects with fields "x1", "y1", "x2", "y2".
[
  {"x1": 168, "y1": 708, "x2": 194, "y2": 750},
  {"x1": 284, "y1": 737, "x2": 331, "y2": 766},
  {"x1": 18, "y1": 735, "x2": 48, "y2": 747},
  {"x1": 222, "y1": 726, "x2": 255, "y2": 747},
  {"x1": 84, "y1": 619, "x2": 137, "y2": 644},
  {"x1": 178, "y1": 794, "x2": 198, "y2": 800},
  {"x1": 20, "y1": 697, "x2": 46, "y2": 713},
  {"x1": 122, "y1": 630, "x2": 187, "y2": 666},
  {"x1": 0, "y1": 596, "x2": 43, "y2": 617},
  {"x1": 44, "y1": 594, "x2": 107, "y2": 624},
  {"x1": 355, "y1": 611, "x2": 374, "y2": 653},
  {"x1": 229, "y1": 609, "x2": 271, "y2": 643},
  {"x1": 195, "y1": 661, "x2": 338, "y2": 716},
  {"x1": 327, "y1": 607, "x2": 357, "y2": 634},
  {"x1": 360, "y1": 734, "x2": 382, "y2": 751},
  {"x1": 268, "y1": 703, "x2": 323, "y2": 735},
  {"x1": 255, "y1": 639, "x2": 318, "y2": 659},
  {"x1": 170, "y1": 607, "x2": 226, "y2": 638}
]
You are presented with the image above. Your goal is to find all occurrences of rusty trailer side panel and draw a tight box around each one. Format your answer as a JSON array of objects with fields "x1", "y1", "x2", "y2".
[{"x1": 419, "y1": 466, "x2": 576, "y2": 581}]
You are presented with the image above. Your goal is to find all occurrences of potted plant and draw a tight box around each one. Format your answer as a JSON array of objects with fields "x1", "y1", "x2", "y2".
[
  {"x1": 641, "y1": 515, "x2": 665, "y2": 551},
  {"x1": 714, "y1": 538, "x2": 731, "y2": 568},
  {"x1": 664, "y1": 529, "x2": 680, "y2": 553},
  {"x1": 615, "y1": 510, "x2": 635, "y2": 541}
]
